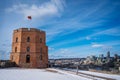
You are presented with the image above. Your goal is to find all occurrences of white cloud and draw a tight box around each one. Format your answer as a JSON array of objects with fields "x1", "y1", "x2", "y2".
[
  {"x1": 48, "y1": 47, "x2": 55, "y2": 51},
  {"x1": 6, "y1": 0, "x2": 65, "y2": 19},
  {"x1": 60, "y1": 49, "x2": 68, "y2": 54},
  {"x1": 84, "y1": 27, "x2": 120, "y2": 43},
  {"x1": 86, "y1": 36, "x2": 91, "y2": 40},
  {"x1": 92, "y1": 43, "x2": 104, "y2": 48},
  {"x1": 88, "y1": 27, "x2": 120, "y2": 38},
  {"x1": 91, "y1": 43, "x2": 113, "y2": 50},
  {"x1": 98, "y1": 27, "x2": 120, "y2": 36}
]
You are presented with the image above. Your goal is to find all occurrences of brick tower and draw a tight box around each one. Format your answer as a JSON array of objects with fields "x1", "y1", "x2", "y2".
[{"x1": 10, "y1": 28, "x2": 48, "y2": 68}]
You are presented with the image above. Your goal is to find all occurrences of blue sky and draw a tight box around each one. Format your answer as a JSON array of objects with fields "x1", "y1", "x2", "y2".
[{"x1": 0, "y1": 0, "x2": 120, "y2": 59}]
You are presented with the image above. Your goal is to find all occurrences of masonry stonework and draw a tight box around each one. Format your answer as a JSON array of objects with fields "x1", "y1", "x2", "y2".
[{"x1": 10, "y1": 28, "x2": 48, "y2": 68}]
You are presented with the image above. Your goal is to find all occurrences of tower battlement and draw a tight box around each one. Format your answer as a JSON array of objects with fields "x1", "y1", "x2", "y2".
[{"x1": 14, "y1": 28, "x2": 45, "y2": 33}]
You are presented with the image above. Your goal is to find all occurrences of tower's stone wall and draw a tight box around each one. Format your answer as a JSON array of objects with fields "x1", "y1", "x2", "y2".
[{"x1": 10, "y1": 28, "x2": 48, "y2": 68}]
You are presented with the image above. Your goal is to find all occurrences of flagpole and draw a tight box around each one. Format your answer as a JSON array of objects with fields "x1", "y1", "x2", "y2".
[{"x1": 27, "y1": 16, "x2": 32, "y2": 28}]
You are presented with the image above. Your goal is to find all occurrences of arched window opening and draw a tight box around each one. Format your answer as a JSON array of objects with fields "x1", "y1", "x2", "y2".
[
  {"x1": 40, "y1": 38, "x2": 42, "y2": 43},
  {"x1": 40, "y1": 55, "x2": 42, "y2": 60},
  {"x1": 40, "y1": 48, "x2": 42, "y2": 53},
  {"x1": 27, "y1": 37, "x2": 30, "y2": 42},
  {"x1": 26, "y1": 55, "x2": 30, "y2": 63},
  {"x1": 15, "y1": 47, "x2": 17, "y2": 52},
  {"x1": 16, "y1": 37, "x2": 18, "y2": 42},
  {"x1": 11, "y1": 56, "x2": 13, "y2": 61},
  {"x1": 27, "y1": 47, "x2": 30, "y2": 52}
]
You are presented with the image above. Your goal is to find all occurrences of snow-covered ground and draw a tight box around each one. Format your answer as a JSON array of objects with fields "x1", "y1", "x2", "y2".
[
  {"x1": 0, "y1": 68, "x2": 120, "y2": 80},
  {"x1": 78, "y1": 70, "x2": 120, "y2": 80},
  {"x1": 60, "y1": 68, "x2": 120, "y2": 80},
  {"x1": 0, "y1": 68, "x2": 90, "y2": 80}
]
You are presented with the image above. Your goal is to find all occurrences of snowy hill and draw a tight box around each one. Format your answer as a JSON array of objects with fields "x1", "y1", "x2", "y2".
[{"x1": 0, "y1": 68, "x2": 120, "y2": 80}]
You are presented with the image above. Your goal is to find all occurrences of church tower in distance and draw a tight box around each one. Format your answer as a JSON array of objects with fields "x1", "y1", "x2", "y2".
[{"x1": 10, "y1": 28, "x2": 48, "y2": 68}]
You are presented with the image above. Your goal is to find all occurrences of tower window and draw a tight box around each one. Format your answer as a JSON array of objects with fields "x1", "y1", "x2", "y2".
[
  {"x1": 26, "y1": 55, "x2": 30, "y2": 63},
  {"x1": 15, "y1": 47, "x2": 17, "y2": 52},
  {"x1": 40, "y1": 55, "x2": 42, "y2": 60},
  {"x1": 27, "y1": 47, "x2": 30, "y2": 52},
  {"x1": 11, "y1": 56, "x2": 13, "y2": 61},
  {"x1": 40, "y1": 38, "x2": 42, "y2": 43},
  {"x1": 27, "y1": 37, "x2": 30, "y2": 42},
  {"x1": 40, "y1": 48, "x2": 42, "y2": 60},
  {"x1": 40, "y1": 48, "x2": 42, "y2": 53},
  {"x1": 16, "y1": 37, "x2": 18, "y2": 42}
]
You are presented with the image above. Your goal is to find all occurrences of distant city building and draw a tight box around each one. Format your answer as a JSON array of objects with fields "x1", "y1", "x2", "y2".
[
  {"x1": 99, "y1": 54, "x2": 104, "y2": 59},
  {"x1": 107, "y1": 51, "x2": 110, "y2": 58},
  {"x1": 106, "y1": 51, "x2": 111, "y2": 63},
  {"x1": 114, "y1": 54, "x2": 119, "y2": 61},
  {"x1": 10, "y1": 28, "x2": 48, "y2": 68}
]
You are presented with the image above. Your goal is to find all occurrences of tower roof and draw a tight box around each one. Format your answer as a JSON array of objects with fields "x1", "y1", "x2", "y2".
[{"x1": 13, "y1": 28, "x2": 45, "y2": 33}]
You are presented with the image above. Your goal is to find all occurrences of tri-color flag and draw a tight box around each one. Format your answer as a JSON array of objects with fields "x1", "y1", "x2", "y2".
[{"x1": 27, "y1": 16, "x2": 32, "y2": 20}]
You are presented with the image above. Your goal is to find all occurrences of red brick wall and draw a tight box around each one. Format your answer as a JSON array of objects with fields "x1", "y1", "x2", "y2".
[{"x1": 10, "y1": 28, "x2": 48, "y2": 68}]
